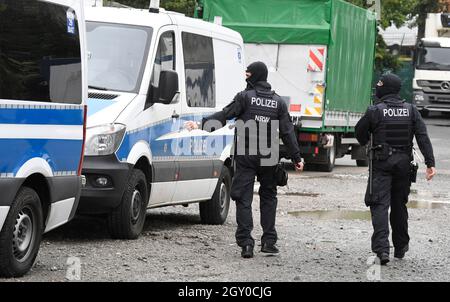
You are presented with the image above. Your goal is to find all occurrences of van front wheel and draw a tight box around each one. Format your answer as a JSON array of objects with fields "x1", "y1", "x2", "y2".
[
  {"x1": 107, "y1": 169, "x2": 148, "y2": 239},
  {"x1": 0, "y1": 187, "x2": 43, "y2": 278},
  {"x1": 200, "y1": 167, "x2": 231, "y2": 225}
]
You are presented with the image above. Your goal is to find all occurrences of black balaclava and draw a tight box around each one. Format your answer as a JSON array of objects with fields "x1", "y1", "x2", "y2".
[
  {"x1": 376, "y1": 73, "x2": 402, "y2": 99},
  {"x1": 246, "y1": 61, "x2": 268, "y2": 88}
]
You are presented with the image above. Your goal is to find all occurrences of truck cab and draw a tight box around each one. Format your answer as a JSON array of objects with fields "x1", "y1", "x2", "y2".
[
  {"x1": 413, "y1": 13, "x2": 450, "y2": 116},
  {"x1": 0, "y1": 0, "x2": 87, "y2": 277}
]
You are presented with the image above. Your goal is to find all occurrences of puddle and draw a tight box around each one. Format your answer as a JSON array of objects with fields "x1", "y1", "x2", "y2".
[
  {"x1": 431, "y1": 192, "x2": 450, "y2": 199},
  {"x1": 283, "y1": 192, "x2": 320, "y2": 197},
  {"x1": 288, "y1": 210, "x2": 371, "y2": 221},
  {"x1": 288, "y1": 200, "x2": 449, "y2": 220},
  {"x1": 301, "y1": 174, "x2": 367, "y2": 180},
  {"x1": 409, "y1": 190, "x2": 450, "y2": 208},
  {"x1": 411, "y1": 190, "x2": 449, "y2": 199},
  {"x1": 408, "y1": 200, "x2": 449, "y2": 209}
]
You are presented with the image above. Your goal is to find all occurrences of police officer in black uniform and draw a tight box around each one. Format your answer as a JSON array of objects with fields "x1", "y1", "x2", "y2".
[
  {"x1": 355, "y1": 73, "x2": 436, "y2": 265},
  {"x1": 185, "y1": 61, "x2": 304, "y2": 258}
]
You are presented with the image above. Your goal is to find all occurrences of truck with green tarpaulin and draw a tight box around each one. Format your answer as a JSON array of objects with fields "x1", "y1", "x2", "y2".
[{"x1": 195, "y1": 0, "x2": 377, "y2": 171}]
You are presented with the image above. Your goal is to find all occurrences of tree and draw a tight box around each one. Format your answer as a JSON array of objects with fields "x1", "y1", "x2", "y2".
[{"x1": 410, "y1": 0, "x2": 442, "y2": 39}]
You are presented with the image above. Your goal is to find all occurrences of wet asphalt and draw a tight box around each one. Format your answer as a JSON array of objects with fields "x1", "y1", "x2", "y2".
[{"x1": 3, "y1": 113, "x2": 450, "y2": 282}]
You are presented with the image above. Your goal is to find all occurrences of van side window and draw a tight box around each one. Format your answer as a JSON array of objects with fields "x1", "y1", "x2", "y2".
[
  {"x1": 0, "y1": 0, "x2": 82, "y2": 104},
  {"x1": 182, "y1": 32, "x2": 215, "y2": 108},
  {"x1": 147, "y1": 31, "x2": 175, "y2": 107}
]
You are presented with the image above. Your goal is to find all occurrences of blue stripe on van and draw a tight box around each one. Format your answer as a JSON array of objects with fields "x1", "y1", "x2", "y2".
[
  {"x1": 0, "y1": 108, "x2": 84, "y2": 125},
  {"x1": 0, "y1": 138, "x2": 83, "y2": 175},
  {"x1": 115, "y1": 114, "x2": 234, "y2": 161}
]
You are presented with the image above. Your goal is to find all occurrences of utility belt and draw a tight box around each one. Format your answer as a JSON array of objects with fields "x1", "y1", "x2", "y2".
[
  {"x1": 372, "y1": 144, "x2": 412, "y2": 161},
  {"x1": 371, "y1": 143, "x2": 418, "y2": 183}
]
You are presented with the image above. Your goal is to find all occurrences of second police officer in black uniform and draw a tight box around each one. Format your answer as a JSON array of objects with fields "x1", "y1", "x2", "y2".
[
  {"x1": 355, "y1": 74, "x2": 436, "y2": 265},
  {"x1": 185, "y1": 62, "x2": 304, "y2": 258}
]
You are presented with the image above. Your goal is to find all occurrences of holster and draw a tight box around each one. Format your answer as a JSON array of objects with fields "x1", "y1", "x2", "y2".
[
  {"x1": 275, "y1": 163, "x2": 288, "y2": 187},
  {"x1": 374, "y1": 144, "x2": 389, "y2": 161}
]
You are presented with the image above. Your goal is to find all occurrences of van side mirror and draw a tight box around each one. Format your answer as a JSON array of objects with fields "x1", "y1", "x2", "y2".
[{"x1": 154, "y1": 70, "x2": 179, "y2": 105}]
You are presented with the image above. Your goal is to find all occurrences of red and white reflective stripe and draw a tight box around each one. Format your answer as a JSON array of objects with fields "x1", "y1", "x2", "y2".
[
  {"x1": 290, "y1": 104, "x2": 301, "y2": 112},
  {"x1": 77, "y1": 105, "x2": 87, "y2": 176},
  {"x1": 307, "y1": 47, "x2": 325, "y2": 72}
]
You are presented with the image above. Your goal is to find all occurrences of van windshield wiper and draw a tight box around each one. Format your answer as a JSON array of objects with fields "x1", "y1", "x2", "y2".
[{"x1": 88, "y1": 85, "x2": 108, "y2": 91}]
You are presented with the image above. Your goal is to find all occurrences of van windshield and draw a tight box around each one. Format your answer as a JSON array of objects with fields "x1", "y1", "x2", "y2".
[
  {"x1": 417, "y1": 47, "x2": 450, "y2": 71},
  {"x1": 87, "y1": 22, "x2": 153, "y2": 93}
]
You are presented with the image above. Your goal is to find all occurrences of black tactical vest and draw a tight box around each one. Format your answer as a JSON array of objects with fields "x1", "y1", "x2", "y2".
[
  {"x1": 373, "y1": 100, "x2": 414, "y2": 148},
  {"x1": 236, "y1": 87, "x2": 281, "y2": 154}
]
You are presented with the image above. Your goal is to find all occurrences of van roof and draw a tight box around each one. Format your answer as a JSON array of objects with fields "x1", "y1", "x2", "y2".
[{"x1": 85, "y1": 6, "x2": 242, "y2": 44}]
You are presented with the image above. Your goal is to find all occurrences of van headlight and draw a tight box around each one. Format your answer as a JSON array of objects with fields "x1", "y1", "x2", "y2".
[{"x1": 85, "y1": 124, "x2": 126, "y2": 156}]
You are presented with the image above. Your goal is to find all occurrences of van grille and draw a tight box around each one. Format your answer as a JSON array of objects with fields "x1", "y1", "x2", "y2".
[{"x1": 88, "y1": 93, "x2": 119, "y2": 100}]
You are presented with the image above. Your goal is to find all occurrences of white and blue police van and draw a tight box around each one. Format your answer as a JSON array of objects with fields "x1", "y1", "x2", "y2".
[
  {"x1": 79, "y1": 4, "x2": 246, "y2": 239},
  {"x1": 0, "y1": 0, "x2": 87, "y2": 277}
]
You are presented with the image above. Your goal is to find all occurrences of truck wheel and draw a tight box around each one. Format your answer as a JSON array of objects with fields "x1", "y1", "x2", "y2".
[
  {"x1": 317, "y1": 144, "x2": 336, "y2": 172},
  {"x1": 200, "y1": 166, "x2": 231, "y2": 225},
  {"x1": 107, "y1": 169, "x2": 148, "y2": 239},
  {"x1": 356, "y1": 159, "x2": 369, "y2": 167},
  {"x1": 0, "y1": 187, "x2": 43, "y2": 278}
]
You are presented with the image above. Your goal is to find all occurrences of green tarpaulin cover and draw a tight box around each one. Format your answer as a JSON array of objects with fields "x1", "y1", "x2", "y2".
[
  {"x1": 200, "y1": 0, "x2": 332, "y2": 45},
  {"x1": 326, "y1": 0, "x2": 377, "y2": 112},
  {"x1": 198, "y1": 0, "x2": 376, "y2": 115}
]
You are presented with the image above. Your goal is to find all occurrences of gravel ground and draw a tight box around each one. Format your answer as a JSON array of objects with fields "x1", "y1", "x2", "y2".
[
  {"x1": 3, "y1": 116, "x2": 450, "y2": 282},
  {"x1": 3, "y1": 164, "x2": 449, "y2": 282}
]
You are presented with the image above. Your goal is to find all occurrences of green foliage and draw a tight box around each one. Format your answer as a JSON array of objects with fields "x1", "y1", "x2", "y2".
[
  {"x1": 161, "y1": 0, "x2": 196, "y2": 16},
  {"x1": 410, "y1": 0, "x2": 442, "y2": 39},
  {"x1": 375, "y1": 33, "x2": 402, "y2": 72},
  {"x1": 111, "y1": 0, "x2": 196, "y2": 16}
]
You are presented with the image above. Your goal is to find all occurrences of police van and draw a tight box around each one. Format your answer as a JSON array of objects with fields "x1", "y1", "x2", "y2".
[
  {"x1": 79, "y1": 5, "x2": 245, "y2": 239},
  {"x1": 0, "y1": 0, "x2": 87, "y2": 277}
]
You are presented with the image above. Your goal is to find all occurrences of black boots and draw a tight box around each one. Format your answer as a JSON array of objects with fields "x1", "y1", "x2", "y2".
[
  {"x1": 261, "y1": 243, "x2": 279, "y2": 254},
  {"x1": 241, "y1": 243, "x2": 279, "y2": 258},
  {"x1": 241, "y1": 245, "x2": 254, "y2": 258},
  {"x1": 394, "y1": 244, "x2": 409, "y2": 259},
  {"x1": 377, "y1": 252, "x2": 390, "y2": 265}
]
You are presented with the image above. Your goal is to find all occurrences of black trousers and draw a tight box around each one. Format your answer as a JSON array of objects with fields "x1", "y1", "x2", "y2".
[
  {"x1": 230, "y1": 155, "x2": 278, "y2": 247},
  {"x1": 365, "y1": 153, "x2": 411, "y2": 255}
]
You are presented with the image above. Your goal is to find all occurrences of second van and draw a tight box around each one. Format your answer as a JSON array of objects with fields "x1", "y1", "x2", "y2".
[{"x1": 78, "y1": 6, "x2": 246, "y2": 239}]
